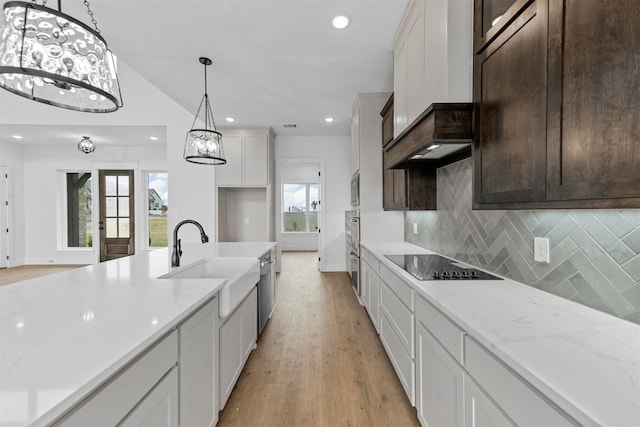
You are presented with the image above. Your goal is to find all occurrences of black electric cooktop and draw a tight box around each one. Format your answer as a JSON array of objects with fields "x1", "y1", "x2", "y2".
[{"x1": 384, "y1": 254, "x2": 502, "y2": 281}]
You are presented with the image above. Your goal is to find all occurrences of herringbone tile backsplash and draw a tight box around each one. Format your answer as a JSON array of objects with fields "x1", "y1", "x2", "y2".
[{"x1": 405, "y1": 158, "x2": 640, "y2": 324}]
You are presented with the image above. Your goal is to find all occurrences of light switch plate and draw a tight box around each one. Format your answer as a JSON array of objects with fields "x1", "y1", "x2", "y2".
[
  {"x1": 413, "y1": 222, "x2": 418, "y2": 235},
  {"x1": 244, "y1": 218, "x2": 250, "y2": 225},
  {"x1": 534, "y1": 237, "x2": 550, "y2": 263}
]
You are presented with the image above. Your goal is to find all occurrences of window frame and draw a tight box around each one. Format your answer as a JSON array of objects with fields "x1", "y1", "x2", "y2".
[
  {"x1": 143, "y1": 170, "x2": 169, "y2": 249},
  {"x1": 58, "y1": 170, "x2": 95, "y2": 251},
  {"x1": 282, "y1": 182, "x2": 319, "y2": 233}
]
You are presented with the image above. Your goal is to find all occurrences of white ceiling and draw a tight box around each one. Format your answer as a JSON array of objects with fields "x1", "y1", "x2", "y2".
[{"x1": 1, "y1": 0, "x2": 407, "y2": 145}]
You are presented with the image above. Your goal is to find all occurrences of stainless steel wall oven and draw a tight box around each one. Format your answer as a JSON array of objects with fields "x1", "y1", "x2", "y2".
[{"x1": 346, "y1": 209, "x2": 360, "y2": 296}]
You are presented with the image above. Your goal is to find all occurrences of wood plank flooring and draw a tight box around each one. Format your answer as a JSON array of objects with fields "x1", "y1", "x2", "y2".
[
  {"x1": 218, "y1": 251, "x2": 420, "y2": 427},
  {"x1": 0, "y1": 265, "x2": 86, "y2": 286}
]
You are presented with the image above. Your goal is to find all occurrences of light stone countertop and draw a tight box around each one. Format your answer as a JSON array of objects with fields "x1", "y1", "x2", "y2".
[
  {"x1": 0, "y1": 242, "x2": 275, "y2": 426},
  {"x1": 362, "y1": 241, "x2": 640, "y2": 427}
]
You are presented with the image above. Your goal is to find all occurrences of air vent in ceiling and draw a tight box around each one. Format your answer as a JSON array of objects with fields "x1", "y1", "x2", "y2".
[{"x1": 283, "y1": 123, "x2": 297, "y2": 128}]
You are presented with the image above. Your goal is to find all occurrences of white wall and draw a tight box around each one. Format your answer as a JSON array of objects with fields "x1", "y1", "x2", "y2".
[
  {"x1": 0, "y1": 59, "x2": 215, "y2": 264},
  {"x1": 275, "y1": 137, "x2": 351, "y2": 272},
  {"x1": 280, "y1": 162, "x2": 320, "y2": 251},
  {"x1": 0, "y1": 140, "x2": 25, "y2": 266},
  {"x1": 21, "y1": 144, "x2": 166, "y2": 264},
  {"x1": 218, "y1": 188, "x2": 269, "y2": 242}
]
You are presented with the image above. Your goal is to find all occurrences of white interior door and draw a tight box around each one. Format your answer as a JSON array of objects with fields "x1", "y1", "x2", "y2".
[
  {"x1": 316, "y1": 181, "x2": 321, "y2": 270},
  {"x1": 0, "y1": 166, "x2": 8, "y2": 268}
]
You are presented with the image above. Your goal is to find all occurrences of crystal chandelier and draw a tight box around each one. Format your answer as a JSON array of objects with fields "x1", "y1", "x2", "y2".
[
  {"x1": 77, "y1": 135, "x2": 94, "y2": 153},
  {"x1": 183, "y1": 57, "x2": 226, "y2": 165},
  {"x1": 0, "y1": 0, "x2": 122, "y2": 112}
]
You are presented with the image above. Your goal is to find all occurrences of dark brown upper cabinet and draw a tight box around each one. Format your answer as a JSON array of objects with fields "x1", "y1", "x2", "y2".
[
  {"x1": 381, "y1": 94, "x2": 408, "y2": 210},
  {"x1": 473, "y1": 0, "x2": 640, "y2": 209},
  {"x1": 381, "y1": 96, "x2": 471, "y2": 211}
]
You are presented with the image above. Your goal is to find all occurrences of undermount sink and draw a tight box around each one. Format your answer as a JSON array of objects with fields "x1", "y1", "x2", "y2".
[{"x1": 159, "y1": 257, "x2": 260, "y2": 317}]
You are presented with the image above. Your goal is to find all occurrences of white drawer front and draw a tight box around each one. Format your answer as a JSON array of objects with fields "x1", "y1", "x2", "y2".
[
  {"x1": 465, "y1": 337, "x2": 577, "y2": 427},
  {"x1": 416, "y1": 294, "x2": 465, "y2": 365},
  {"x1": 379, "y1": 263, "x2": 413, "y2": 310},
  {"x1": 380, "y1": 278, "x2": 414, "y2": 355},
  {"x1": 361, "y1": 248, "x2": 379, "y2": 273},
  {"x1": 55, "y1": 330, "x2": 178, "y2": 426},
  {"x1": 380, "y1": 311, "x2": 415, "y2": 405}
]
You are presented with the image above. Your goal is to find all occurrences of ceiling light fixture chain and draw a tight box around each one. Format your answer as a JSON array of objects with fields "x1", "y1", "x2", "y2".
[{"x1": 83, "y1": 0, "x2": 100, "y2": 33}]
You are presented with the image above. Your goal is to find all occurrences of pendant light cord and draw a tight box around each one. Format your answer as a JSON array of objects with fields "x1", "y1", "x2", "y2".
[{"x1": 203, "y1": 61, "x2": 209, "y2": 129}]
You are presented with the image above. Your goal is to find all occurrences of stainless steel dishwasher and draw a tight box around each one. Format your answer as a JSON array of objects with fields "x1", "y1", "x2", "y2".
[{"x1": 257, "y1": 252, "x2": 274, "y2": 336}]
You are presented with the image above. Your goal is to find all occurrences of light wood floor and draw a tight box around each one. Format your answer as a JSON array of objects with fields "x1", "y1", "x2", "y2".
[
  {"x1": 0, "y1": 264, "x2": 86, "y2": 286},
  {"x1": 218, "y1": 251, "x2": 420, "y2": 427}
]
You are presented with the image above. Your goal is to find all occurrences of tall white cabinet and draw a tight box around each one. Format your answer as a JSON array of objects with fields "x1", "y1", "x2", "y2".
[
  {"x1": 393, "y1": 0, "x2": 473, "y2": 137},
  {"x1": 216, "y1": 127, "x2": 276, "y2": 242},
  {"x1": 351, "y1": 94, "x2": 403, "y2": 244}
]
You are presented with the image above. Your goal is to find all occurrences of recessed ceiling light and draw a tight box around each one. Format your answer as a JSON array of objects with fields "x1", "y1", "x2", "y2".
[
  {"x1": 11, "y1": 135, "x2": 23, "y2": 139},
  {"x1": 149, "y1": 136, "x2": 158, "y2": 141},
  {"x1": 225, "y1": 117, "x2": 235, "y2": 123},
  {"x1": 325, "y1": 117, "x2": 334, "y2": 123},
  {"x1": 332, "y1": 14, "x2": 350, "y2": 30}
]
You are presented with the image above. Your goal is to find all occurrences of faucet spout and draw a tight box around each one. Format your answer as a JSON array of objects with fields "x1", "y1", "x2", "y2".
[{"x1": 171, "y1": 219, "x2": 209, "y2": 267}]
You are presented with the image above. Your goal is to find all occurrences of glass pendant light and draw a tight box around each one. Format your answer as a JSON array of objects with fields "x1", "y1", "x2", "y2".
[
  {"x1": 77, "y1": 135, "x2": 95, "y2": 153},
  {"x1": 0, "y1": 0, "x2": 123, "y2": 112},
  {"x1": 183, "y1": 57, "x2": 226, "y2": 165}
]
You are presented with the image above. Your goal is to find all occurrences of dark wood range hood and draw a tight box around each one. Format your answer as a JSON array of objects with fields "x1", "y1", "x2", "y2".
[{"x1": 384, "y1": 103, "x2": 473, "y2": 170}]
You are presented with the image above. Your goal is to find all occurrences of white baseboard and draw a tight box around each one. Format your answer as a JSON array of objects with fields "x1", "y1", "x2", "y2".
[{"x1": 320, "y1": 263, "x2": 347, "y2": 272}]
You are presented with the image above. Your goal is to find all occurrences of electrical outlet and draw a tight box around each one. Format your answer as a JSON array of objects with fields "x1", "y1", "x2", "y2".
[
  {"x1": 413, "y1": 222, "x2": 418, "y2": 235},
  {"x1": 534, "y1": 237, "x2": 550, "y2": 263},
  {"x1": 244, "y1": 218, "x2": 250, "y2": 225}
]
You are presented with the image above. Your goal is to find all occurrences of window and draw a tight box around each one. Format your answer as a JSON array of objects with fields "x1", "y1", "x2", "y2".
[
  {"x1": 65, "y1": 172, "x2": 93, "y2": 248},
  {"x1": 148, "y1": 172, "x2": 168, "y2": 247},
  {"x1": 283, "y1": 183, "x2": 319, "y2": 232}
]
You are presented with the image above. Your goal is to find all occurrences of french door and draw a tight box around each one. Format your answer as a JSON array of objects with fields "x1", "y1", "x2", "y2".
[{"x1": 99, "y1": 170, "x2": 135, "y2": 262}]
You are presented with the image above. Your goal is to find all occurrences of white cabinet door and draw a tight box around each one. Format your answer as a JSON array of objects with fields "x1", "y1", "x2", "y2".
[
  {"x1": 243, "y1": 135, "x2": 268, "y2": 186},
  {"x1": 54, "y1": 331, "x2": 178, "y2": 426},
  {"x1": 351, "y1": 99, "x2": 360, "y2": 174},
  {"x1": 240, "y1": 285, "x2": 258, "y2": 360},
  {"x1": 393, "y1": 40, "x2": 408, "y2": 137},
  {"x1": 465, "y1": 337, "x2": 576, "y2": 426},
  {"x1": 179, "y1": 298, "x2": 217, "y2": 427},
  {"x1": 416, "y1": 321, "x2": 464, "y2": 427},
  {"x1": 361, "y1": 249, "x2": 380, "y2": 331},
  {"x1": 217, "y1": 135, "x2": 243, "y2": 186},
  {"x1": 360, "y1": 258, "x2": 369, "y2": 309},
  {"x1": 219, "y1": 287, "x2": 257, "y2": 409},
  {"x1": 366, "y1": 264, "x2": 379, "y2": 333},
  {"x1": 120, "y1": 367, "x2": 179, "y2": 427},
  {"x1": 406, "y1": 2, "x2": 425, "y2": 125},
  {"x1": 464, "y1": 375, "x2": 514, "y2": 427},
  {"x1": 379, "y1": 310, "x2": 414, "y2": 405},
  {"x1": 379, "y1": 278, "x2": 413, "y2": 355}
]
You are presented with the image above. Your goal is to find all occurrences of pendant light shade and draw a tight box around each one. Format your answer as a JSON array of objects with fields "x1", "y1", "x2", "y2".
[
  {"x1": 77, "y1": 135, "x2": 95, "y2": 153},
  {"x1": 183, "y1": 57, "x2": 226, "y2": 165},
  {"x1": 0, "y1": 1, "x2": 123, "y2": 112}
]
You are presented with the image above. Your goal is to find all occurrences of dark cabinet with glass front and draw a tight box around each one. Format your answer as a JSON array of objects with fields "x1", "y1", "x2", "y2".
[{"x1": 473, "y1": 0, "x2": 640, "y2": 209}]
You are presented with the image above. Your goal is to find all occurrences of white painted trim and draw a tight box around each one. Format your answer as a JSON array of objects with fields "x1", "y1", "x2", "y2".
[
  {"x1": 0, "y1": 165, "x2": 7, "y2": 268},
  {"x1": 276, "y1": 158, "x2": 325, "y2": 271}
]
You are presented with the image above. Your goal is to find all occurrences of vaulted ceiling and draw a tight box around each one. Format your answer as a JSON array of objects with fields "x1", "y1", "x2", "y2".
[{"x1": 1, "y1": 0, "x2": 407, "y2": 145}]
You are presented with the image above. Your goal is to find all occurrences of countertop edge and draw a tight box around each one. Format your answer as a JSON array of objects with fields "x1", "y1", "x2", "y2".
[
  {"x1": 361, "y1": 241, "x2": 640, "y2": 427},
  {"x1": 32, "y1": 285, "x2": 226, "y2": 427}
]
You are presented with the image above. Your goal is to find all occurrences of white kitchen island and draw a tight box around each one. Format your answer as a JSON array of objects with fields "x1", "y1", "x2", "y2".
[{"x1": 0, "y1": 242, "x2": 275, "y2": 427}]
